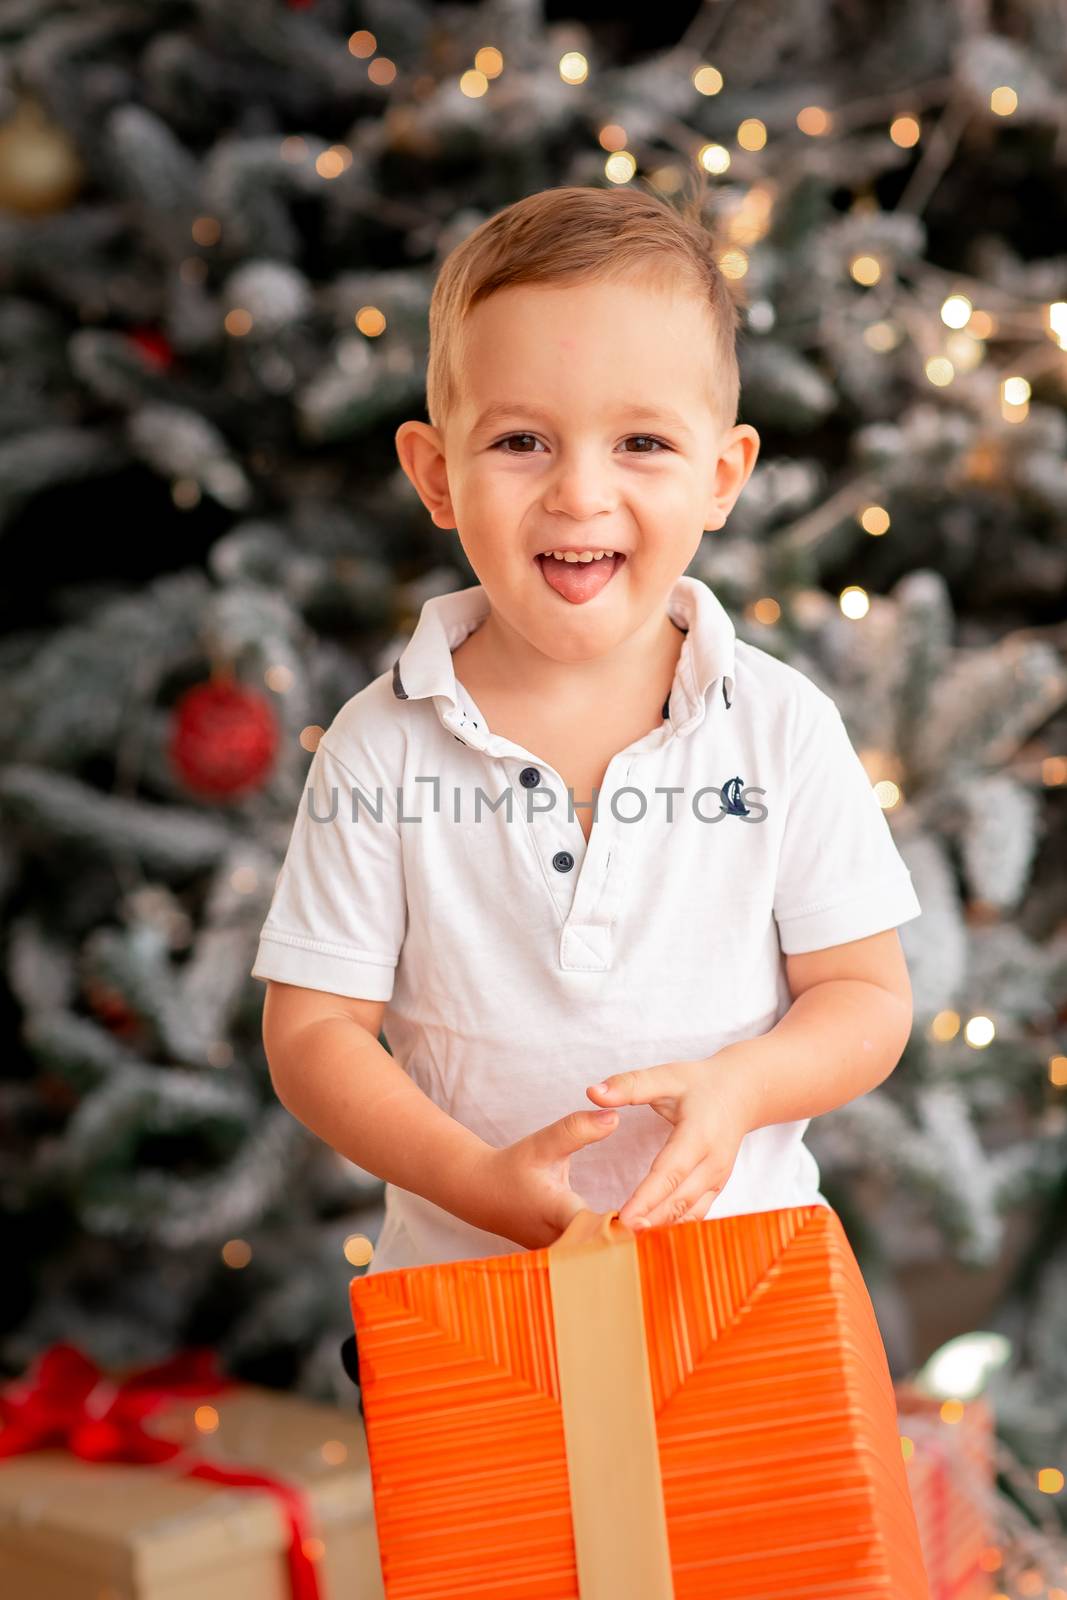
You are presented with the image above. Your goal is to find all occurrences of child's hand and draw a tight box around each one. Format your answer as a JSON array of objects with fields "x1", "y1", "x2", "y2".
[
  {"x1": 586, "y1": 1058, "x2": 752, "y2": 1231},
  {"x1": 472, "y1": 1109, "x2": 621, "y2": 1251}
]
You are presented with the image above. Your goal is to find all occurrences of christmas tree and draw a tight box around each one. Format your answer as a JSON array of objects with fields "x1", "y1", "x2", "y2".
[{"x1": 1, "y1": 1, "x2": 1065, "y2": 1588}]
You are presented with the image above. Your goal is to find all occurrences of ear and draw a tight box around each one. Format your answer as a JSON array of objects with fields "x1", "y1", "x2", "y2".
[
  {"x1": 394, "y1": 420, "x2": 457, "y2": 530},
  {"x1": 704, "y1": 423, "x2": 760, "y2": 530}
]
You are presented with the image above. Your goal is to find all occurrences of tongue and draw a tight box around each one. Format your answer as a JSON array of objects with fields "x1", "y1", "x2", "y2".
[{"x1": 538, "y1": 553, "x2": 620, "y2": 604}]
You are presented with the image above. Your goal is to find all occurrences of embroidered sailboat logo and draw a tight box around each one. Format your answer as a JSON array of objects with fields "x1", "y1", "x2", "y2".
[{"x1": 721, "y1": 775, "x2": 750, "y2": 816}]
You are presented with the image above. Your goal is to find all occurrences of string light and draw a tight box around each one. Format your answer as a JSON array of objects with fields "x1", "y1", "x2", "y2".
[
  {"x1": 859, "y1": 504, "x2": 891, "y2": 535},
  {"x1": 724, "y1": 183, "x2": 775, "y2": 247},
  {"x1": 1049, "y1": 1056, "x2": 1067, "y2": 1087},
  {"x1": 990, "y1": 86, "x2": 1018, "y2": 116},
  {"x1": 344, "y1": 1233, "x2": 374, "y2": 1266},
  {"x1": 693, "y1": 65, "x2": 723, "y2": 95},
  {"x1": 598, "y1": 123, "x2": 627, "y2": 151},
  {"x1": 221, "y1": 1239, "x2": 252, "y2": 1268},
  {"x1": 796, "y1": 106, "x2": 832, "y2": 136},
  {"x1": 941, "y1": 294, "x2": 973, "y2": 328},
  {"x1": 717, "y1": 247, "x2": 748, "y2": 279},
  {"x1": 925, "y1": 355, "x2": 955, "y2": 385},
  {"x1": 355, "y1": 305, "x2": 386, "y2": 336},
  {"x1": 839, "y1": 585, "x2": 870, "y2": 618},
  {"x1": 930, "y1": 1010, "x2": 962, "y2": 1041},
  {"x1": 649, "y1": 163, "x2": 683, "y2": 193},
  {"x1": 863, "y1": 321, "x2": 900, "y2": 351},
  {"x1": 1048, "y1": 302, "x2": 1067, "y2": 348},
  {"x1": 264, "y1": 664, "x2": 293, "y2": 693},
  {"x1": 300, "y1": 724, "x2": 325, "y2": 752},
  {"x1": 889, "y1": 114, "x2": 921, "y2": 147},
  {"x1": 964, "y1": 1015, "x2": 996, "y2": 1048},
  {"x1": 699, "y1": 142, "x2": 730, "y2": 174},
  {"x1": 1001, "y1": 375, "x2": 1030, "y2": 423},
  {"x1": 605, "y1": 151, "x2": 636, "y2": 184},
  {"x1": 945, "y1": 332, "x2": 985, "y2": 371},
  {"x1": 347, "y1": 30, "x2": 375, "y2": 58},
  {"x1": 459, "y1": 69, "x2": 488, "y2": 98},
  {"x1": 474, "y1": 47, "x2": 503, "y2": 78},
  {"x1": 850, "y1": 255, "x2": 881, "y2": 285},
  {"x1": 315, "y1": 148, "x2": 346, "y2": 178},
  {"x1": 737, "y1": 118, "x2": 767, "y2": 151},
  {"x1": 559, "y1": 52, "x2": 588, "y2": 84}
]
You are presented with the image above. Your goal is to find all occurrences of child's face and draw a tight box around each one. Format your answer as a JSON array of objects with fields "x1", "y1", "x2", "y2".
[{"x1": 396, "y1": 276, "x2": 759, "y2": 666}]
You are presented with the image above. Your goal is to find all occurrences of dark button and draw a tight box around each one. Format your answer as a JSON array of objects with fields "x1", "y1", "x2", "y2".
[
  {"x1": 519, "y1": 766, "x2": 541, "y2": 788},
  {"x1": 552, "y1": 851, "x2": 575, "y2": 873}
]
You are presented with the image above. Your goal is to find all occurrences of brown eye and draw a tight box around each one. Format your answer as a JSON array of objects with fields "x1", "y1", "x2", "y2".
[{"x1": 493, "y1": 433, "x2": 542, "y2": 453}]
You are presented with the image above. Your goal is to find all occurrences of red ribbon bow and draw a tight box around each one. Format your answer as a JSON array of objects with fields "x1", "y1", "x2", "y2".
[{"x1": 0, "y1": 1341, "x2": 323, "y2": 1600}]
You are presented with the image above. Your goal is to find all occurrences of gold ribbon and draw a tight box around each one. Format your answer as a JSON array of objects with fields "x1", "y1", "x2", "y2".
[{"x1": 546, "y1": 1208, "x2": 675, "y2": 1599}]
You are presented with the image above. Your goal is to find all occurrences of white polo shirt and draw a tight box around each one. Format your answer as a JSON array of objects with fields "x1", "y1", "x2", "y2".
[{"x1": 251, "y1": 575, "x2": 921, "y2": 1274}]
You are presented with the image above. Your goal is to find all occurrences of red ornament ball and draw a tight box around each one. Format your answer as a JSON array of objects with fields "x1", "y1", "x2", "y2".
[
  {"x1": 85, "y1": 978, "x2": 141, "y2": 1041},
  {"x1": 169, "y1": 679, "x2": 279, "y2": 798},
  {"x1": 127, "y1": 327, "x2": 174, "y2": 371}
]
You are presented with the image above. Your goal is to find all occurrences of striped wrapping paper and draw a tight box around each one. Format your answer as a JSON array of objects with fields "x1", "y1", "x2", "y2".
[{"x1": 350, "y1": 1204, "x2": 931, "y2": 1600}]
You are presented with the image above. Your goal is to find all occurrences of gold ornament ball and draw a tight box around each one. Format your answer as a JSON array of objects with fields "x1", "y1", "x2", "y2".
[{"x1": 0, "y1": 95, "x2": 86, "y2": 215}]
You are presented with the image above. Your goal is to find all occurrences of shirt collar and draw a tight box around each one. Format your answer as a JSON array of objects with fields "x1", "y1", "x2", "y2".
[{"x1": 391, "y1": 573, "x2": 736, "y2": 743}]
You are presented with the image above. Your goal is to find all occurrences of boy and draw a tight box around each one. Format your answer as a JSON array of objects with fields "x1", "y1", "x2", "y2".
[{"x1": 252, "y1": 184, "x2": 920, "y2": 1277}]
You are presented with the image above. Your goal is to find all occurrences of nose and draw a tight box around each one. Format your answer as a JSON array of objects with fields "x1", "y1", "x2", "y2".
[{"x1": 542, "y1": 443, "x2": 618, "y2": 523}]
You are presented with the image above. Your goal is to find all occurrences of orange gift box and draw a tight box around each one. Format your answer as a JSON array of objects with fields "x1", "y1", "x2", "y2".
[
  {"x1": 896, "y1": 1384, "x2": 997, "y2": 1600},
  {"x1": 350, "y1": 1203, "x2": 931, "y2": 1599}
]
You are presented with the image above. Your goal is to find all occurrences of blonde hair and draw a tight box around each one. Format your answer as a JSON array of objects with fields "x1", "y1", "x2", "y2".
[{"x1": 425, "y1": 174, "x2": 745, "y2": 438}]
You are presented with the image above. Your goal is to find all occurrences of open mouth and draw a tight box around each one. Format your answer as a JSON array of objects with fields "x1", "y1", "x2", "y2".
[{"x1": 534, "y1": 550, "x2": 627, "y2": 605}]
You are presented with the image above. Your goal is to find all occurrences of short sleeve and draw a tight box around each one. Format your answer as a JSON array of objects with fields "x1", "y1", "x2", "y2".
[
  {"x1": 250, "y1": 735, "x2": 406, "y2": 1001},
  {"x1": 773, "y1": 689, "x2": 921, "y2": 955}
]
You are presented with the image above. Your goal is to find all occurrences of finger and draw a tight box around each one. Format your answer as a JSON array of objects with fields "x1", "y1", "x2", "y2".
[
  {"x1": 617, "y1": 1142, "x2": 711, "y2": 1229},
  {"x1": 629, "y1": 1177, "x2": 722, "y2": 1231},
  {"x1": 556, "y1": 1109, "x2": 618, "y2": 1154},
  {"x1": 587, "y1": 1066, "x2": 679, "y2": 1106},
  {"x1": 677, "y1": 1190, "x2": 719, "y2": 1224}
]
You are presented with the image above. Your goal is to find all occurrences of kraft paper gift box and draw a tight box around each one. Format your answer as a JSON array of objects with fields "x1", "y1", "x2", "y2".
[
  {"x1": 896, "y1": 1382, "x2": 997, "y2": 1600},
  {"x1": 350, "y1": 1203, "x2": 931, "y2": 1600},
  {"x1": 0, "y1": 1371, "x2": 386, "y2": 1600}
]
